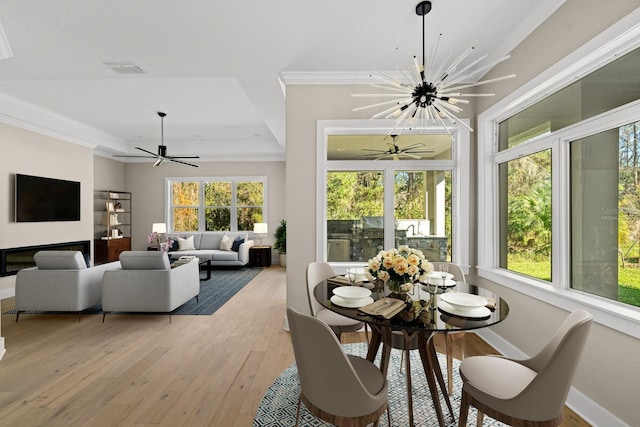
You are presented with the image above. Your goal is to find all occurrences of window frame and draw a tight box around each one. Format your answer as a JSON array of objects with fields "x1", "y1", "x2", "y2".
[
  {"x1": 316, "y1": 119, "x2": 470, "y2": 273},
  {"x1": 477, "y1": 11, "x2": 640, "y2": 338},
  {"x1": 165, "y1": 176, "x2": 267, "y2": 233}
]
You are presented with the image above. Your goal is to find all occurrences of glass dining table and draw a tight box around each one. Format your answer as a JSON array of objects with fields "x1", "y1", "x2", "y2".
[{"x1": 314, "y1": 278, "x2": 510, "y2": 427}]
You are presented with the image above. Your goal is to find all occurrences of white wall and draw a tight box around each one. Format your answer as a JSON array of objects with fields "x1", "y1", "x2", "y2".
[
  {"x1": 0, "y1": 122, "x2": 95, "y2": 360},
  {"x1": 473, "y1": 1, "x2": 640, "y2": 425},
  {"x1": 0, "y1": 123, "x2": 94, "y2": 298},
  {"x1": 284, "y1": 2, "x2": 640, "y2": 425},
  {"x1": 123, "y1": 160, "x2": 286, "y2": 262}
]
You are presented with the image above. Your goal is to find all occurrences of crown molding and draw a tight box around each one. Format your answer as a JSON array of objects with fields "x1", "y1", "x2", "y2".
[{"x1": 0, "y1": 91, "x2": 128, "y2": 151}]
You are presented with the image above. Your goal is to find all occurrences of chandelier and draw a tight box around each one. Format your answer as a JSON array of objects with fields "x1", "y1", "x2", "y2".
[{"x1": 352, "y1": 1, "x2": 515, "y2": 139}]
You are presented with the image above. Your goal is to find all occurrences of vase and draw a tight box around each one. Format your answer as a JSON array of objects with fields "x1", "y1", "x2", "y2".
[{"x1": 386, "y1": 279, "x2": 412, "y2": 302}]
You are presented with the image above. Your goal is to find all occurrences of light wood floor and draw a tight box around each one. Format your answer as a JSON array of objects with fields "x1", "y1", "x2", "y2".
[{"x1": 0, "y1": 266, "x2": 589, "y2": 426}]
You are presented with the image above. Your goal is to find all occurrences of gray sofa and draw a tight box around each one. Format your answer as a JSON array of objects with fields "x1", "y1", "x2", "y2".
[
  {"x1": 166, "y1": 232, "x2": 254, "y2": 267},
  {"x1": 102, "y1": 251, "x2": 200, "y2": 320},
  {"x1": 15, "y1": 250, "x2": 120, "y2": 321}
]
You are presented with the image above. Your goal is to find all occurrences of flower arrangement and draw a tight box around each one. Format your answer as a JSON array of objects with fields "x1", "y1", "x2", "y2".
[
  {"x1": 367, "y1": 245, "x2": 433, "y2": 295},
  {"x1": 147, "y1": 231, "x2": 174, "y2": 252}
]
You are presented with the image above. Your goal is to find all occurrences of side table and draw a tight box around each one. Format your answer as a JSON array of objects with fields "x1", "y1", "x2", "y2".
[{"x1": 249, "y1": 245, "x2": 272, "y2": 267}]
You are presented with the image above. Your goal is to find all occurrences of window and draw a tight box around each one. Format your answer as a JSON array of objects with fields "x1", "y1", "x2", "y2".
[
  {"x1": 318, "y1": 121, "x2": 470, "y2": 270},
  {"x1": 571, "y1": 122, "x2": 640, "y2": 307},
  {"x1": 498, "y1": 150, "x2": 552, "y2": 281},
  {"x1": 168, "y1": 177, "x2": 266, "y2": 232},
  {"x1": 478, "y1": 19, "x2": 640, "y2": 335}
]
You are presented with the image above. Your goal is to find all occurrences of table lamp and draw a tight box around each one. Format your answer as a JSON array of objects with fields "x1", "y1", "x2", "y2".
[
  {"x1": 152, "y1": 222, "x2": 167, "y2": 246},
  {"x1": 253, "y1": 222, "x2": 268, "y2": 246}
]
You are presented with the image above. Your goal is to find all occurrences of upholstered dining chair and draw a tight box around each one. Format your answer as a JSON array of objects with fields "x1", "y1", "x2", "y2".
[
  {"x1": 458, "y1": 309, "x2": 593, "y2": 427},
  {"x1": 287, "y1": 307, "x2": 390, "y2": 427},
  {"x1": 432, "y1": 261, "x2": 467, "y2": 395},
  {"x1": 306, "y1": 261, "x2": 365, "y2": 341}
]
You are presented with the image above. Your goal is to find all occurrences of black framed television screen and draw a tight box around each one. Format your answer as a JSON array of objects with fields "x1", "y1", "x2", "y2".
[{"x1": 15, "y1": 174, "x2": 81, "y2": 222}]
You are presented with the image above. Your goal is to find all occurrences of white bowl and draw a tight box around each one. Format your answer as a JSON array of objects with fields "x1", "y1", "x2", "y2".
[
  {"x1": 346, "y1": 267, "x2": 368, "y2": 282},
  {"x1": 439, "y1": 293, "x2": 487, "y2": 312},
  {"x1": 332, "y1": 286, "x2": 371, "y2": 302}
]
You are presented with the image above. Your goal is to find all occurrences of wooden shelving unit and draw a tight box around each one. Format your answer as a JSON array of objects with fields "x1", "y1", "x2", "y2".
[{"x1": 94, "y1": 190, "x2": 131, "y2": 264}]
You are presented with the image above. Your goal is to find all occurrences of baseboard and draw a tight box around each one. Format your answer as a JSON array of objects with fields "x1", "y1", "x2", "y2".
[
  {"x1": 0, "y1": 287, "x2": 15, "y2": 300},
  {"x1": 476, "y1": 329, "x2": 628, "y2": 427}
]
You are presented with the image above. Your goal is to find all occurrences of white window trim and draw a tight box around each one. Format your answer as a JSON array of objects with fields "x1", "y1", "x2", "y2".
[
  {"x1": 316, "y1": 119, "x2": 470, "y2": 274},
  {"x1": 477, "y1": 10, "x2": 640, "y2": 339},
  {"x1": 165, "y1": 176, "x2": 267, "y2": 232}
]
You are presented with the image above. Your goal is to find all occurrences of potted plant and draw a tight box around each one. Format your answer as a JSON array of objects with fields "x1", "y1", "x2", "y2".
[{"x1": 274, "y1": 219, "x2": 286, "y2": 267}]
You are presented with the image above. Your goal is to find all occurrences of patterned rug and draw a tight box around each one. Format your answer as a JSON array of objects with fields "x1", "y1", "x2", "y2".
[
  {"x1": 253, "y1": 343, "x2": 507, "y2": 427},
  {"x1": 4, "y1": 266, "x2": 262, "y2": 317}
]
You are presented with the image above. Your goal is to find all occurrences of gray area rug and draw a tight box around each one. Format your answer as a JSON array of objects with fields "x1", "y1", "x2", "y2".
[
  {"x1": 172, "y1": 266, "x2": 262, "y2": 315},
  {"x1": 5, "y1": 266, "x2": 263, "y2": 317},
  {"x1": 253, "y1": 342, "x2": 507, "y2": 427}
]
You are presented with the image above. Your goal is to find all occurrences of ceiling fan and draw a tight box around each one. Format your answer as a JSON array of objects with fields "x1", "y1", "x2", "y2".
[
  {"x1": 114, "y1": 112, "x2": 200, "y2": 167},
  {"x1": 358, "y1": 135, "x2": 435, "y2": 160}
]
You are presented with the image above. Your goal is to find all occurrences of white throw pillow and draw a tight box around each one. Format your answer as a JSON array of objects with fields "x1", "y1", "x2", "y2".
[
  {"x1": 178, "y1": 235, "x2": 196, "y2": 251},
  {"x1": 220, "y1": 234, "x2": 233, "y2": 251}
]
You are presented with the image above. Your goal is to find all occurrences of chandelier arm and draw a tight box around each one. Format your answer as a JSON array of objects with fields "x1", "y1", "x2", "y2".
[
  {"x1": 433, "y1": 101, "x2": 474, "y2": 132},
  {"x1": 352, "y1": 93, "x2": 410, "y2": 98},
  {"x1": 439, "y1": 54, "x2": 512, "y2": 90},
  {"x1": 370, "y1": 72, "x2": 414, "y2": 89},
  {"x1": 438, "y1": 53, "x2": 489, "y2": 86},
  {"x1": 435, "y1": 100, "x2": 463, "y2": 113},
  {"x1": 432, "y1": 110, "x2": 456, "y2": 140},
  {"x1": 444, "y1": 74, "x2": 516, "y2": 92},
  {"x1": 373, "y1": 101, "x2": 413, "y2": 118},
  {"x1": 426, "y1": 33, "x2": 442, "y2": 82},
  {"x1": 352, "y1": 98, "x2": 408, "y2": 112},
  {"x1": 430, "y1": 50, "x2": 451, "y2": 87},
  {"x1": 368, "y1": 84, "x2": 410, "y2": 93},
  {"x1": 438, "y1": 45, "x2": 475, "y2": 84}
]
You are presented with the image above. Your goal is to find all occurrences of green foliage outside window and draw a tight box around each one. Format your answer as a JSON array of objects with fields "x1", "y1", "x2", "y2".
[{"x1": 172, "y1": 179, "x2": 264, "y2": 232}]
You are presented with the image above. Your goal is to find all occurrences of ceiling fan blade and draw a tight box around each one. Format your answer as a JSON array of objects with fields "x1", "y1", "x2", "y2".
[
  {"x1": 403, "y1": 152, "x2": 422, "y2": 159},
  {"x1": 112, "y1": 154, "x2": 157, "y2": 159},
  {"x1": 166, "y1": 155, "x2": 200, "y2": 159},
  {"x1": 398, "y1": 142, "x2": 426, "y2": 151},
  {"x1": 134, "y1": 146, "x2": 161, "y2": 157},
  {"x1": 405, "y1": 149, "x2": 435, "y2": 154},
  {"x1": 169, "y1": 158, "x2": 199, "y2": 168},
  {"x1": 361, "y1": 148, "x2": 388, "y2": 153}
]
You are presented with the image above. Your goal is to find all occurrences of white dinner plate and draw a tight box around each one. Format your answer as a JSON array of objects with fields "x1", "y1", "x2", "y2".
[
  {"x1": 437, "y1": 300, "x2": 491, "y2": 319},
  {"x1": 420, "y1": 279, "x2": 457, "y2": 289},
  {"x1": 330, "y1": 295, "x2": 374, "y2": 308},
  {"x1": 428, "y1": 271, "x2": 454, "y2": 281},
  {"x1": 440, "y1": 293, "x2": 487, "y2": 311},
  {"x1": 332, "y1": 286, "x2": 371, "y2": 301}
]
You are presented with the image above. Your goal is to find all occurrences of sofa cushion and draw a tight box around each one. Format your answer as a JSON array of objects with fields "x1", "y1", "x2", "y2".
[
  {"x1": 220, "y1": 234, "x2": 233, "y2": 251},
  {"x1": 211, "y1": 250, "x2": 240, "y2": 262},
  {"x1": 200, "y1": 233, "x2": 223, "y2": 249},
  {"x1": 119, "y1": 251, "x2": 170, "y2": 270},
  {"x1": 177, "y1": 235, "x2": 196, "y2": 251},
  {"x1": 34, "y1": 251, "x2": 87, "y2": 270},
  {"x1": 231, "y1": 237, "x2": 244, "y2": 252}
]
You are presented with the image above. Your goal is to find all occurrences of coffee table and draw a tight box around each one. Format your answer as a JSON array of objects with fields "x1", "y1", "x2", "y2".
[{"x1": 170, "y1": 255, "x2": 211, "y2": 281}]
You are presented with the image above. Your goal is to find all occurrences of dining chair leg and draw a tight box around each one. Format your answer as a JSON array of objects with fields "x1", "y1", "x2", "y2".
[
  {"x1": 446, "y1": 334, "x2": 454, "y2": 395},
  {"x1": 476, "y1": 411, "x2": 484, "y2": 427},
  {"x1": 295, "y1": 395, "x2": 302, "y2": 427},
  {"x1": 365, "y1": 324, "x2": 370, "y2": 348},
  {"x1": 458, "y1": 389, "x2": 469, "y2": 427}
]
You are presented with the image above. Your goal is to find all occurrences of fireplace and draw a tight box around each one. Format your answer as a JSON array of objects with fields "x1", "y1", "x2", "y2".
[{"x1": 0, "y1": 241, "x2": 90, "y2": 276}]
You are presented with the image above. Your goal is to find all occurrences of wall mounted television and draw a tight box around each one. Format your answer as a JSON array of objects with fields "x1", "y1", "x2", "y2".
[{"x1": 15, "y1": 174, "x2": 81, "y2": 222}]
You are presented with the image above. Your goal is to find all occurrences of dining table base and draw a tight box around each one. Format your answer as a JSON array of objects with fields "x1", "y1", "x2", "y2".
[{"x1": 366, "y1": 326, "x2": 455, "y2": 427}]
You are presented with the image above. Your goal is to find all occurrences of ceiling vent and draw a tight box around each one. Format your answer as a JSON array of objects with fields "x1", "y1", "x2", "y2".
[{"x1": 103, "y1": 62, "x2": 145, "y2": 74}]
